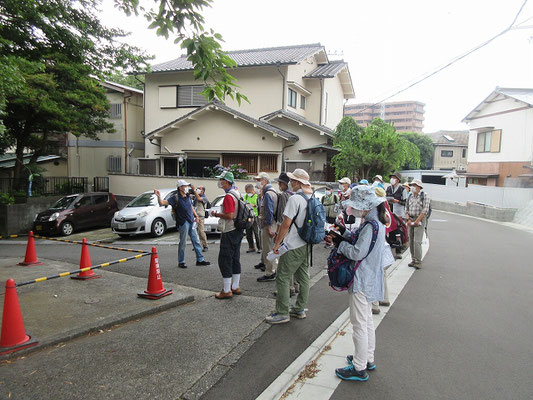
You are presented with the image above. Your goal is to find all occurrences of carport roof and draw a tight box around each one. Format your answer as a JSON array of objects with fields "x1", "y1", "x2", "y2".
[
  {"x1": 144, "y1": 101, "x2": 299, "y2": 142},
  {"x1": 260, "y1": 109, "x2": 334, "y2": 137}
]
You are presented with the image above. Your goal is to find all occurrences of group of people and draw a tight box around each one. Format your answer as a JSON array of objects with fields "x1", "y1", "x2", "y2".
[{"x1": 155, "y1": 168, "x2": 430, "y2": 383}]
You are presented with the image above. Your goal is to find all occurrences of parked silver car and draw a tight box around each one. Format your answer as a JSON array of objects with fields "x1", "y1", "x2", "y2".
[
  {"x1": 203, "y1": 195, "x2": 224, "y2": 234},
  {"x1": 111, "y1": 188, "x2": 177, "y2": 237}
]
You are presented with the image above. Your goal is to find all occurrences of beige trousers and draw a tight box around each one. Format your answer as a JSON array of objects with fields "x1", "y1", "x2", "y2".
[
  {"x1": 196, "y1": 217, "x2": 208, "y2": 248},
  {"x1": 261, "y1": 224, "x2": 278, "y2": 275}
]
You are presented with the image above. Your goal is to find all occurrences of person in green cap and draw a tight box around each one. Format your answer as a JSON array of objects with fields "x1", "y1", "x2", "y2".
[
  {"x1": 243, "y1": 183, "x2": 261, "y2": 253},
  {"x1": 210, "y1": 170, "x2": 245, "y2": 299}
]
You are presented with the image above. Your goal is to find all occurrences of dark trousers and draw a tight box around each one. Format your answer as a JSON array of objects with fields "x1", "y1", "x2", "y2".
[
  {"x1": 245, "y1": 219, "x2": 261, "y2": 250},
  {"x1": 218, "y1": 229, "x2": 244, "y2": 278}
]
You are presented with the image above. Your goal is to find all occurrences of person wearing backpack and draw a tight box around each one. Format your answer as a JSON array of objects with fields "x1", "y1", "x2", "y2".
[
  {"x1": 326, "y1": 186, "x2": 388, "y2": 382},
  {"x1": 211, "y1": 171, "x2": 245, "y2": 299},
  {"x1": 266, "y1": 169, "x2": 316, "y2": 324},
  {"x1": 255, "y1": 172, "x2": 279, "y2": 283},
  {"x1": 405, "y1": 179, "x2": 430, "y2": 269},
  {"x1": 321, "y1": 184, "x2": 339, "y2": 224}
]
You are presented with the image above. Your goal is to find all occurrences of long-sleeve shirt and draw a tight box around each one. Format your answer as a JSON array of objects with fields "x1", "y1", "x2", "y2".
[
  {"x1": 259, "y1": 184, "x2": 277, "y2": 228},
  {"x1": 337, "y1": 208, "x2": 387, "y2": 302}
]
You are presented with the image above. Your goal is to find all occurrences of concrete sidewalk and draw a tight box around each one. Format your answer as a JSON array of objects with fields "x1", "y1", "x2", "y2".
[{"x1": 0, "y1": 257, "x2": 196, "y2": 359}]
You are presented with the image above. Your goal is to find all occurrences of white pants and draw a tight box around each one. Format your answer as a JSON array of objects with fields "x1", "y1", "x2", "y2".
[{"x1": 349, "y1": 291, "x2": 376, "y2": 371}]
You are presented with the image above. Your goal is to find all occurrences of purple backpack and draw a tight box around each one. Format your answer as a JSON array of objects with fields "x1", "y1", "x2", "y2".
[{"x1": 327, "y1": 221, "x2": 379, "y2": 291}]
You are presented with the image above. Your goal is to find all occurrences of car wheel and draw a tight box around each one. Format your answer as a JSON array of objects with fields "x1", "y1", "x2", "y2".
[
  {"x1": 151, "y1": 218, "x2": 166, "y2": 237},
  {"x1": 60, "y1": 221, "x2": 74, "y2": 236}
]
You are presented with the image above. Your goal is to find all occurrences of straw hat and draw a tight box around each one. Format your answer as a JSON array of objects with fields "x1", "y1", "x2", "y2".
[{"x1": 287, "y1": 168, "x2": 310, "y2": 186}]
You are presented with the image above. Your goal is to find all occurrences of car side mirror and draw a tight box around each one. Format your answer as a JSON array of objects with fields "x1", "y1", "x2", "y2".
[{"x1": 74, "y1": 203, "x2": 81, "y2": 208}]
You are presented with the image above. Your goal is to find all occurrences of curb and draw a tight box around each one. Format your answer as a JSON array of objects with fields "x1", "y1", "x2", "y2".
[{"x1": 1, "y1": 292, "x2": 195, "y2": 360}]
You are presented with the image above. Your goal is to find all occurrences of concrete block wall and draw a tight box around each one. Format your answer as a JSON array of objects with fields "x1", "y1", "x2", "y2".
[
  {"x1": 0, "y1": 196, "x2": 61, "y2": 235},
  {"x1": 431, "y1": 200, "x2": 517, "y2": 222}
]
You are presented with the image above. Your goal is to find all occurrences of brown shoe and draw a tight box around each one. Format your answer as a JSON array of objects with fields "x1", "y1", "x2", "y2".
[
  {"x1": 413, "y1": 263, "x2": 422, "y2": 269},
  {"x1": 231, "y1": 287, "x2": 242, "y2": 295},
  {"x1": 215, "y1": 290, "x2": 233, "y2": 299}
]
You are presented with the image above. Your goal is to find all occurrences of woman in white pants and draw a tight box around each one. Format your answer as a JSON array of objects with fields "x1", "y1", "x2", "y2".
[{"x1": 328, "y1": 186, "x2": 388, "y2": 382}]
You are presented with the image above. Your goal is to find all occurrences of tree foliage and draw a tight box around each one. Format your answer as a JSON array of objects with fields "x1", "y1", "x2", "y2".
[
  {"x1": 399, "y1": 132, "x2": 434, "y2": 169},
  {"x1": 332, "y1": 118, "x2": 421, "y2": 180},
  {"x1": 1, "y1": 0, "x2": 247, "y2": 182}
]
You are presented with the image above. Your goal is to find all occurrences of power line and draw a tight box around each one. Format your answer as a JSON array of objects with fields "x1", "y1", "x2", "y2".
[{"x1": 348, "y1": 0, "x2": 530, "y2": 116}]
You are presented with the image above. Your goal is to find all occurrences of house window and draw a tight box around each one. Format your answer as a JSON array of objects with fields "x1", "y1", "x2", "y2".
[
  {"x1": 163, "y1": 158, "x2": 178, "y2": 176},
  {"x1": 476, "y1": 129, "x2": 501, "y2": 153},
  {"x1": 158, "y1": 86, "x2": 177, "y2": 108},
  {"x1": 178, "y1": 85, "x2": 207, "y2": 107},
  {"x1": 441, "y1": 150, "x2": 453, "y2": 158},
  {"x1": 288, "y1": 88, "x2": 297, "y2": 108},
  {"x1": 285, "y1": 160, "x2": 312, "y2": 173},
  {"x1": 300, "y1": 95, "x2": 306, "y2": 110},
  {"x1": 462, "y1": 148, "x2": 467, "y2": 158},
  {"x1": 109, "y1": 103, "x2": 122, "y2": 119},
  {"x1": 222, "y1": 154, "x2": 258, "y2": 175},
  {"x1": 139, "y1": 159, "x2": 157, "y2": 175},
  {"x1": 260, "y1": 154, "x2": 278, "y2": 172},
  {"x1": 107, "y1": 155, "x2": 122, "y2": 173}
]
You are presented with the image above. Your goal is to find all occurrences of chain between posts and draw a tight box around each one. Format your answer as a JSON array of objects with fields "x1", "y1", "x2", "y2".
[
  {"x1": 33, "y1": 235, "x2": 147, "y2": 253},
  {"x1": 15, "y1": 252, "x2": 152, "y2": 288}
]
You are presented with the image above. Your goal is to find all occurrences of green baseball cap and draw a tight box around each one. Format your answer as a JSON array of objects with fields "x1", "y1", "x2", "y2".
[{"x1": 215, "y1": 170, "x2": 235, "y2": 182}]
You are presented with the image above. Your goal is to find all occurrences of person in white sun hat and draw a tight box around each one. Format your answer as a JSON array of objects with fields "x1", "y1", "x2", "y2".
[
  {"x1": 265, "y1": 168, "x2": 313, "y2": 325},
  {"x1": 326, "y1": 185, "x2": 389, "y2": 382}
]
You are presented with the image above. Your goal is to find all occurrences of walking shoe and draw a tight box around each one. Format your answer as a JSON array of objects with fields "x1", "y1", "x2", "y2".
[
  {"x1": 231, "y1": 287, "x2": 242, "y2": 295},
  {"x1": 408, "y1": 261, "x2": 415, "y2": 267},
  {"x1": 254, "y1": 262, "x2": 265, "y2": 270},
  {"x1": 413, "y1": 263, "x2": 422, "y2": 269},
  {"x1": 289, "y1": 308, "x2": 306, "y2": 319},
  {"x1": 265, "y1": 313, "x2": 289, "y2": 324},
  {"x1": 246, "y1": 248, "x2": 256, "y2": 253},
  {"x1": 203, "y1": 246, "x2": 208, "y2": 251},
  {"x1": 196, "y1": 260, "x2": 211, "y2": 266},
  {"x1": 256, "y1": 249, "x2": 262, "y2": 254},
  {"x1": 178, "y1": 263, "x2": 187, "y2": 268},
  {"x1": 346, "y1": 355, "x2": 376, "y2": 371},
  {"x1": 379, "y1": 301, "x2": 390, "y2": 307},
  {"x1": 257, "y1": 273, "x2": 276, "y2": 282},
  {"x1": 372, "y1": 307, "x2": 380, "y2": 315},
  {"x1": 335, "y1": 364, "x2": 369, "y2": 381},
  {"x1": 215, "y1": 290, "x2": 233, "y2": 299}
]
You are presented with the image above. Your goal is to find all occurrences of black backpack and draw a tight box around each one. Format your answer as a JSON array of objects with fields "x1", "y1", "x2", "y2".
[
  {"x1": 421, "y1": 191, "x2": 432, "y2": 219},
  {"x1": 229, "y1": 190, "x2": 254, "y2": 230}
]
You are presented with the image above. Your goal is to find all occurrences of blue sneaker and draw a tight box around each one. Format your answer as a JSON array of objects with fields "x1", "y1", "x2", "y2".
[
  {"x1": 289, "y1": 308, "x2": 307, "y2": 319},
  {"x1": 265, "y1": 313, "x2": 290, "y2": 324},
  {"x1": 335, "y1": 364, "x2": 369, "y2": 381},
  {"x1": 346, "y1": 355, "x2": 376, "y2": 371}
]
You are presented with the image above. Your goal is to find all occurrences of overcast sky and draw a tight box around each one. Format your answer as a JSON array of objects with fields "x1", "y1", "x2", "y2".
[{"x1": 100, "y1": 0, "x2": 533, "y2": 133}]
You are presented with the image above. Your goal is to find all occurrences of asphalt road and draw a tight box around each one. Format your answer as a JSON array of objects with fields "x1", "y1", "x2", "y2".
[{"x1": 329, "y1": 212, "x2": 533, "y2": 400}]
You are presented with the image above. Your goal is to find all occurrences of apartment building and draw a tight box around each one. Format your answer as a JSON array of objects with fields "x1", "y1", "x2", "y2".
[{"x1": 344, "y1": 101, "x2": 425, "y2": 132}]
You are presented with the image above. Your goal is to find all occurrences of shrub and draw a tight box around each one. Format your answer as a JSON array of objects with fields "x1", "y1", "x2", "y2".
[
  {"x1": 203, "y1": 163, "x2": 249, "y2": 179},
  {"x1": 0, "y1": 193, "x2": 15, "y2": 205}
]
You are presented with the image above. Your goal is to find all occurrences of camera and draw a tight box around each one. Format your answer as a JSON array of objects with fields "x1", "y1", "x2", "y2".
[{"x1": 188, "y1": 188, "x2": 195, "y2": 195}]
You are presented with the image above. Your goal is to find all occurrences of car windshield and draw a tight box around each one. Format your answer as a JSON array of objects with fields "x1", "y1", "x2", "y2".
[
  {"x1": 127, "y1": 193, "x2": 156, "y2": 208},
  {"x1": 50, "y1": 196, "x2": 77, "y2": 210},
  {"x1": 211, "y1": 196, "x2": 224, "y2": 208}
]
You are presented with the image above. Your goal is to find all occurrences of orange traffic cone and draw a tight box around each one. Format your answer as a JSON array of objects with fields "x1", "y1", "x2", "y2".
[
  {"x1": 0, "y1": 279, "x2": 38, "y2": 355},
  {"x1": 71, "y1": 238, "x2": 101, "y2": 280},
  {"x1": 138, "y1": 247, "x2": 173, "y2": 299},
  {"x1": 18, "y1": 231, "x2": 44, "y2": 266}
]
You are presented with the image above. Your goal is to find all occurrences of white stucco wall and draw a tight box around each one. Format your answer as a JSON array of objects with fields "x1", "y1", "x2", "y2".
[
  {"x1": 323, "y1": 77, "x2": 345, "y2": 130},
  {"x1": 467, "y1": 97, "x2": 533, "y2": 163}
]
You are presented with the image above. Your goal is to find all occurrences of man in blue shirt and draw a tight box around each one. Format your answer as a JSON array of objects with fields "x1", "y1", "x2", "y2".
[{"x1": 154, "y1": 180, "x2": 210, "y2": 268}]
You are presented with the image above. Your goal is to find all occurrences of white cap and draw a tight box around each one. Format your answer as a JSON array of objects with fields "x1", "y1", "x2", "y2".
[
  {"x1": 338, "y1": 177, "x2": 351, "y2": 185},
  {"x1": 176, "y1": 179, "x2": 190, "y2": 187},
  {"x1": 254, "y1": 172, "x2": 271, "y2": 181}
]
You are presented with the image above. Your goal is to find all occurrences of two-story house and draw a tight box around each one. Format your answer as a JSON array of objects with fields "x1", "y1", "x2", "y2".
[
  {"x1": 428, "y1": 130, "x2": 469, "y2": 171},
  {"x1": 66, "y1": 80, "x2": 145, "y2": 187},
  {"x1": 140, "y1": 43, "x2": 354, "y2": 181},
  {"x1": 461, "y1": 87, "x2": 533, "y2": 187}
]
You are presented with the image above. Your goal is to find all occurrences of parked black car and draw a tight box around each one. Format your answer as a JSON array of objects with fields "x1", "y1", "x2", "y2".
[{"x1": 33, "y1": 193, "x2": 119, "y2": 236}]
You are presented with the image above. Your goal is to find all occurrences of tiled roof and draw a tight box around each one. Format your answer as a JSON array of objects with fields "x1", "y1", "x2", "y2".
[
  {"x1": 151, "y1": 43, "x2": 325, "y2": 72},
  {"x1": 260, "y1": 109, "x2": 334, "y2": 137},
  {"x1": 304, "y1": 61, "x2": 348, "y2": 78},
  {"x1": 102, "y1": 80, "x2": 143, "y2": 95},
  {"x1": 145, "y1": 101, "x2": 298, "y2": 142},
  {"x1": 428, "y1": 131, "x2": 469, "y2": 146},
  {"x1": 299, "y1": 144, "x2": 339, "y2": 153}
]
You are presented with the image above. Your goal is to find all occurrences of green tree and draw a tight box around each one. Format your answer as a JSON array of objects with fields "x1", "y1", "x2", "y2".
[
  {"x1": 332, "y1": 118, "x2": 420, "y2": 180},
  {"x1": 1, "y1": 0, "x2": 247, "y2": 182},
  {"x1": 331, "y1": 117, "x2": 364, "y2": 182},
  {"x1": 399, "y1": 132, "x2": 434, "y2": 169}
]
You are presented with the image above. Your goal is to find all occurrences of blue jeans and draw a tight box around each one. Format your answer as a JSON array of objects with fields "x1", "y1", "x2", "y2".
[{"x1": 178, "y1": 220, "x2": 204, "y2": 264}]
